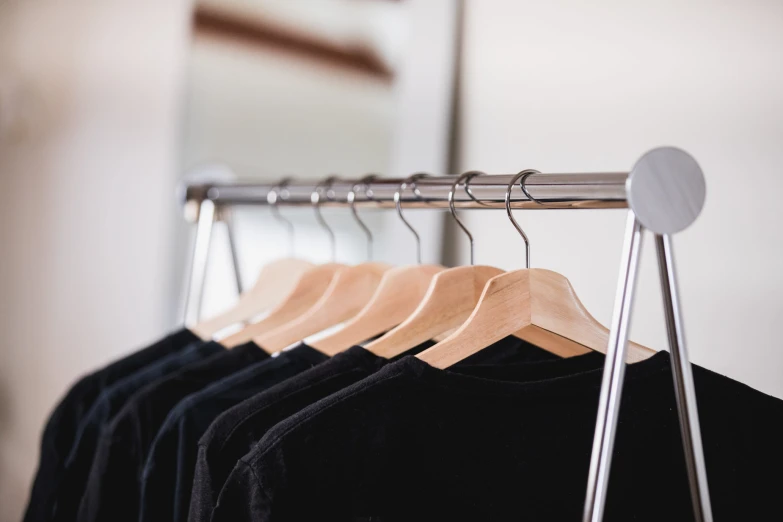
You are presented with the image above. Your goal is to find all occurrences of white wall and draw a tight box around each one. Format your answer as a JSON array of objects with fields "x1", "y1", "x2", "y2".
[
  {"x1": 0, "y1": 3, "x2": 190, "y2": 521},
  {"x1": 455, "y1": 0, "x2": 783, "y2": 398}
]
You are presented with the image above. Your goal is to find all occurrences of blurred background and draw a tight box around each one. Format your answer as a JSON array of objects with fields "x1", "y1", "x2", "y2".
[{"x1": 0, "y1": 1, "x2": 781, "y2": 520}]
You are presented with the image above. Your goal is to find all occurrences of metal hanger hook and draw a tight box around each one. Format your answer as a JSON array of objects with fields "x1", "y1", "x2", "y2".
[
  {"x1": 463, "y1": 171, "x2": 492, "y2": 207},
  {"x1": 347, "y1": 174, "x2": 377, "y2": 261},
  {"x1": 312, "y1": 176, "x2": 338, "y2": 262},
  {"x1": 394, "y1": 172, "x2": 430, "y2": 264},
  {"x1": 519, "y1": 169, "x2": 544, "y2": 205},
  {"x1": 505, "y1": 169, "x2": 540, "y2": 269},
  {"x1": 448, "y1": 171, "x2": 483, "y2": 265},
  {"x1": 267, "y1": 177, "x2": 296, "y2": 257}
]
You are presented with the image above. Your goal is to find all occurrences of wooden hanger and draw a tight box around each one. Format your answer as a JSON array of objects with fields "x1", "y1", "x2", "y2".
[
  {"x1": 309, "y1": 175, "x2": 448, "y2": 355},
  {"x1": 254, "y1": 262, "x2": 391, "y2": 352},
  {"x1": 416, "y1": 170, "x2": 655, "y2": 368},
  {"x1": 310, "y1": 264, "x2": 445, "y2": 355},
  {"x1": 365, "y1": 265, "x2": 503, "y2": 357},
  {"x1": 366, "y1": 174, "x2": 505, "y2": 359},
  {"x1": 198, "y1": 177, "x2": 322, "y2": 343},
  {"x1": 365, "y1": 171, "x2": 503, "y2": 358},
  {"x1": 190, "y1": 258, "x2": 314, "y2": 340},
  {"x1": 416, "y1": 269, "x2": 654, "y2": 368},
  {"x1": 252, "y1": 176, "x2": 394, "y2": 352},
  {"x1": 220, "y1": 262, "x2": 345, "y2": 348}
]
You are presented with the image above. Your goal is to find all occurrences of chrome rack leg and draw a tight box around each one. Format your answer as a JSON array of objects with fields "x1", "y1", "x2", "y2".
[
  {"x1": 221, "y1": 207, "x2": 244, "y2": 297},
  {"x1": 655, "y1": 234, "x2": 713, "y2": 522},
  {"x1": 583, "y1": 211, "x2": 644, "y2": 522},
  {"x1": 184, "y1": 199, "x2": 216, "y2": 328}
]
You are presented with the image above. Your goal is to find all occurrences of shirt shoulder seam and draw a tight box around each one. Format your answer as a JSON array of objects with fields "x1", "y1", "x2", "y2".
[
  {"x1": 248, "y1": 367, "x2": 407, "y2": 467},
  {"x1": 216, "y1": 367, "x2": 367, "y2": 455}
]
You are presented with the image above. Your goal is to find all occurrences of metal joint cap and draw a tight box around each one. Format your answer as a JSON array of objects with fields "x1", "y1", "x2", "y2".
[{"x1": 627, "y1": 147, "x2": 706, "y2": 234}]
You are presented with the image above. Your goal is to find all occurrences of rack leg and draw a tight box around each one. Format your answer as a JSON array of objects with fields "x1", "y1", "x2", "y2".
[
  {"x1": 583, "y1": 211, "x2": 644, "y2": 522},
  {"x1": 184, "y1": 199, "x2": 216, "y2": 327},
  {"x1": 655, "y1": 234, "x2": 713, "y2": 522},
  {"x1": 222, "y1": 208, "x2": 244, "y2": 296}
]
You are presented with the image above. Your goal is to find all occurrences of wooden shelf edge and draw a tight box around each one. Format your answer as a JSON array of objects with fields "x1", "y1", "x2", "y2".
[{"x1": 192, "y1": 3, "x2": 394, "y2": 82}]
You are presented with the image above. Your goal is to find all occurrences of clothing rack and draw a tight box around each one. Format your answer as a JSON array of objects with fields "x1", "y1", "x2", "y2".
[
  {"x1": 183, "y1": 171, "x2": 630, "y2": 209},
  {"x1": 180, "y1": 147, "x2": 712, "y2": 522}
]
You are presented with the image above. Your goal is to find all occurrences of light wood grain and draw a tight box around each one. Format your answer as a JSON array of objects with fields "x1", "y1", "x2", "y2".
[
  {"x1": 191, "y1": 258, "x2": 314, "y2": 341},
  {"x1": 526, "y1": 268, "x2": 651, "y2": 363},
  {"x1": 514, "y1": 325, "x2": 592, "y2": 359},
  {"x1": 220, "y1": 263, "x2": 344, "y2": 349},
  {"x1": 310, "y1": 264, "x2": 444, "y2": 355},
  {"x1": 417, "y1": 268, "x2": 655, "y2": 368},
  {"x1": 365, "y1": 265, "x2": 504, "y2": 358},
  {"x1": 254, "y1": 262, "x2": 391, "y2": 352}
]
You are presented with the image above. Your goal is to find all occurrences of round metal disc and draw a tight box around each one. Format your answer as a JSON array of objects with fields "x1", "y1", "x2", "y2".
[{"x1": 627, "y1": 147, "x2": 706, "y2": 234}]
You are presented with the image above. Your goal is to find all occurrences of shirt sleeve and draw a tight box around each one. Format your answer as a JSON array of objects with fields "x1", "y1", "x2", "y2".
[
  {"x1": 23, "y1": 377, "x2": 96, "y2": 522},
  {"x1": 187, "y1": 443, "x2": 216, "y2": 522},
  {"x1": 138, "y1": 413, "x2": 182, "y2": 522},
  {"x1": 75, "y1": 420, "x2": 140, "y2": 522},
  {"x1": 212, "y1": 460, "x2": 272, "y2": 522},
  {"x1": 172, "y1": 413, "x2": 202, "y2": 522}
]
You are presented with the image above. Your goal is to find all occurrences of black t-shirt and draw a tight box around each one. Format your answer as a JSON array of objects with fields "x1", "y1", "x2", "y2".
[
  {"x1": 49, "y1": 340, "x2": 223, "y2": 522},
  {"x1": 190, "y1": 337, "x2": 555, "y2": 522},
  {"x1": 75, "y1": 342, "x2": 268, "y2": 522},
  {"x1": 23, "y1": 328, "x2": 199, "y2": 522},
  {"x1": 212, "y1": 351, "x2": 783, "y2": 521},
  {"x1": 137, "y1": 343, "x2": 328, "y2": 522}
]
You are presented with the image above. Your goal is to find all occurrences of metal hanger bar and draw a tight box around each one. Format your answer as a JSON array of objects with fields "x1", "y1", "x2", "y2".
[
  {"x1": 184, "y1": 199, "x2": 217, "y2": 327},
  {"x1": 583, "y1": 211, "x2": 644, "y2": 522},
  {"x1": 184, "y1": 172, "x2": 629, "y2": 210},
  {"x1": 221, "y1": 209, "x2": 244, "y2": 297},
  {"x1": 655, "y1": 233, "x2": 713, "y2": 522}
]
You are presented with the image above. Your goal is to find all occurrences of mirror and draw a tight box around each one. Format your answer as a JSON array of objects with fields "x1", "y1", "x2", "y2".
[{"x1": 180, "y1": 0, "x2": 460, "y2": 321}]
